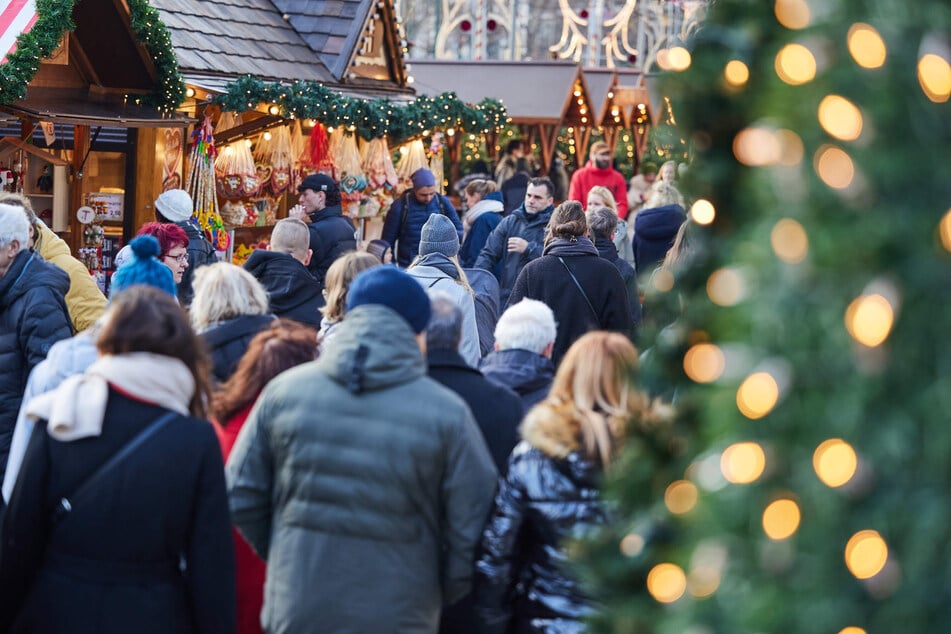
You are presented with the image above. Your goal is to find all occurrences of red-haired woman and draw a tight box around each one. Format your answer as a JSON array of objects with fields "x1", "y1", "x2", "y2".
[
  {"x1": 210, "y1": 320, "x2": 319, "y2": 634},
  {"x1": 134, "y1": 221, "x2": 191, "y2": 286}
]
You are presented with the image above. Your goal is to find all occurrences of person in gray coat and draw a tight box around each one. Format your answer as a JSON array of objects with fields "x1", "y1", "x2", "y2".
[{"x1": 227, "y1": 266, "x2": 497, "y2": 634}]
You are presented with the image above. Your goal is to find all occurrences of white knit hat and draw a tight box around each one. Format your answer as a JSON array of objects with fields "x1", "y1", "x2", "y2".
[{"x1": 154, "y1": 189, "x2": 194, "y2": 223}]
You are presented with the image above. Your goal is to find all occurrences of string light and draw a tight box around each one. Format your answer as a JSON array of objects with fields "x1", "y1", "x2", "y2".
[
  {"x1": 720, "y1": 442, "x2": 766, "y2": 484},
  {"x1": 736, "y1": 372, "x2": 779, "y2": 419},
  {"x1": 724, "y1": 60, "x2": 750, "y2": 86},
  {"x1": 845, "y1": 293, "x2": 894, "y2": 347},
  {"x1": 813, "y1": 439, "x2": 858, "y2": 487},
  {"x1": 818, "y1": 95, "x2": 864, "y2": 141},
  {"x1": 848, "y1": 23, "x2": 887, "y2": 69},
  {"x1": 775, "y1": 43, "x2": 818, "y2": 85},
  {"x1": 762, "y1": 499, "x2": 801, "y2": 540},
  {"x1": 683, "y1": 343, "x2": 726, "y2": 383},
  {"x1": 647, "y1": 563, "x2": 687, "y2": 603},
  {"x1": 845, "y1": 530, "x2": 889, "y2": 579},
  {"x1": 774, "y1": 0, "x2": 811, "y2": 29}
]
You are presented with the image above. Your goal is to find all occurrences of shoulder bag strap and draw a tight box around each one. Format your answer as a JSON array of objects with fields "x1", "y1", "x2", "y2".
[
  {"x1": 52, "y1": 411, "x2": 178, "y2": 524},
  {"x1": 557, "y1": 256, "x2": 601, "y2": 328}
]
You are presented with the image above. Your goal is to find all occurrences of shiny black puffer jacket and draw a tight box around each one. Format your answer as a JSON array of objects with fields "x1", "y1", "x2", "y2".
[{"x1": 475, "y1": 431, "x2": 609, "y2": 634}]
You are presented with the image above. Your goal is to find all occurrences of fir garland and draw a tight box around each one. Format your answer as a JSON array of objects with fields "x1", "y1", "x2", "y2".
[
  {"x1": 0, "y1": 0, "x2": 185, "y2": 113},
  {"x1": 213, "y1": 75, "x2": 509, "y2": 145}
]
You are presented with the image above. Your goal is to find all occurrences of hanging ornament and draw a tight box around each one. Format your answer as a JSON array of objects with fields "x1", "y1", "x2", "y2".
[
  {"x1": 363, "y1": 137, "x2": 398, "y2": 190},
  {"x1": 305, "y1": 123, "x2": 336, "y2": 177},
  {"x1": 186, "y1": 116, "x2": 229, "y2": 253}
]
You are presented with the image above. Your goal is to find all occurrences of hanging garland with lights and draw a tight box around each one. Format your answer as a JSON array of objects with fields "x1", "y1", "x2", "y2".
[
  {"x1": 0, "y1": 0, "x2": 185, "y2": 113},
  {"x1": 213, "y1": 75, "x2": 508, "y2": 145}
]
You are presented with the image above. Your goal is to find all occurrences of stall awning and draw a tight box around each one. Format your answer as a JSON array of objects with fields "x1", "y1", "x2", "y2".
[{"x1": 2, "y1": 88, "x2": 194, "y2": 128}]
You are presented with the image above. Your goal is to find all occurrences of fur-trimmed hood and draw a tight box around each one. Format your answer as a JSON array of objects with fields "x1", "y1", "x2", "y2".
[{"x1": 520, "y1": 401, "x2": 581, "y2": 459}]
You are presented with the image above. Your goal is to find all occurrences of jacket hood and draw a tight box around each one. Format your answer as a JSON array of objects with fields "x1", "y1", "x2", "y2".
[
  {"x1": 480, "y1": 348, "x2": 554, "y2": 395},
  {"x1": 176, "y1": 221, "x2": 206, "y2": 240},
  {"x1": 0, "y1": 250, "x2": 70, "y2": 309},
  {"x1": 634, "y1": 204, "x2": 686, "y2": 240},
  {"x1": 317, "y1": 304, "x2": 426, "y2": 393},
  {"x1": 201, "y1": 313, "x2": 274, "y2": 348},
  {"x1": 521, "y1": 405, "x2": 601, "y2": 483},
  {"x1": 243, "y1": 250, "x2": 322, "y2": 310},
  {"x1": 542, "y1": 236, "x2": 599, "y2": 257},
  {"x1": 308, "y1": 203, "x2": 344, "y2": 223},
  {"x1": 593, "y1": 236, "x2": 620, "y2": 262},
  {"x1": 484, "y1": 191, "x2": 504, "y2": 204}
]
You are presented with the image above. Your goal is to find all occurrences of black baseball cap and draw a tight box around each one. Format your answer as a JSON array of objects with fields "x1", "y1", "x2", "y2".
[{"x1": 298, "y1": 173, "x2": 338, "y2": 194}]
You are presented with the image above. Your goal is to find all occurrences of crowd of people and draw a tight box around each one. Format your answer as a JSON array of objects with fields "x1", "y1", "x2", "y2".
[{"x1": 0, "y1": 140, "x2": 690, "y2": 633}]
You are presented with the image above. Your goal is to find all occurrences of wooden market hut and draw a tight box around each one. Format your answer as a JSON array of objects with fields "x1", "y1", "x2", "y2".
[{"x1": 410, "y1": 60, "x2": 594, "y2": 177}]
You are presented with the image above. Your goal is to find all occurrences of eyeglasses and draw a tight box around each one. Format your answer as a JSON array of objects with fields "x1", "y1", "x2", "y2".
[{"x1": 164, "y1": 252, "x2": 188, "y2": 264}]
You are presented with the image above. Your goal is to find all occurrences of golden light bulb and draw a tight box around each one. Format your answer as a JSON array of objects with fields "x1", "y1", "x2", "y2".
[
  {"x1": 656, "y1": 48, "x2": 671, "y2": 71},
  {"x1": 707, "y1": 267, "x2": 746, "y2": 306},
  {"x1": 724, "y1": 60, "x2": 750, "y2": 86},
  {"x1": 683, "y1": 343, "x2": 725, "y2": 383},
  {"x1": 733, "y1": 127, "x2": 781, "y2": 166},
  {"x1": 665, "y1": 480, "x2": 699, "y2": 515},
  {"x1": 848, "y1": 23, "x2": 887, "y2": 69},
  {"x1": 762, "y1": 499, "x2": 801, "y2": 540},
  {"x1": 813, "y1": 439, "x2": 858, "y2": 487},
  {"x1": 839, "y1": 628, "x2": 867, "y2": 634},
  {"x1": 815, "y1": 145, "x2": 856, "y2": 190},
  {"x1": 720, "y1": 442, "x2": 766, "y2": 484},
  {"x1": 845, "y1": 530, "x2": 888, "y2": 579},
  {"x1": 263, "y1": 131, "x2": 272, "y2": 141},
  {"x1": 775, "y1": 43, "x2": 817, "y2": 85},
  {"x1": 690, "y1": 199, "x2": 716, "y2": 225},
  {"x1": 771, "y1": 218, "x2": 809, "y2": 263},
  {"x1": 647, "y1": 563, "x2": 687, "y2": 603},
  {"x1": 268, "y1": 105, "x2": 280, "y2": 116},
  {"x1": 736, "y1": 372, "x2": 779, "y2": 419},
  {"x1": 668, "y1": 46, "x2": 692, "y2": 71},
  {"x1": 918, "y1": 53, "x2": 951, "y2": 103},
  {"x1": 774, "y1": 0, "x2": 811, "y2": 30},
  {"x1": 939, "y1": 209, "x2": 951, "y2": 253},
  {"x1": 845, "y1": 293, "x2": 895, "y2": 347},
  {"x1": 818, "y1": 95, "x2": 864, "y2": 141}
]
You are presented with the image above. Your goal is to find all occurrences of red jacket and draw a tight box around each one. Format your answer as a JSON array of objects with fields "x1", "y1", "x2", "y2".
[
  {"x1": 214, "y1": 403, "x2": 265, "y2": 634},
  {"x1": 567, "y1": 161, "x2": 630, "y2": 219}
]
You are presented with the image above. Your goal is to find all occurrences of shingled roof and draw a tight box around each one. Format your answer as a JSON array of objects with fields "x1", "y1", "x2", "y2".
[{"x1": 150, "y1": 0, "x2": 334, "y2": 83}]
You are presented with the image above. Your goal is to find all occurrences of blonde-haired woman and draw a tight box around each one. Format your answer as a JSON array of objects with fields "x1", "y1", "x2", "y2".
[
  {"x1": 318, "y1": 251, "x2": 380, "y2": 348},
  {"x1": 191, "y1": 262, "x2": 274, "y2": 384},
  {"x1": 585, "y1": 185, "x2": 633, "y2": 264},
  {"x1": 459, "y1": 179, "x2": 505, "y2": 269},
  {"x1": 475, "y1": 331, "x2": 654, "y2": 633},
  {"x1": 407, "y1": 214, "x2": 481, "y2": 366}
]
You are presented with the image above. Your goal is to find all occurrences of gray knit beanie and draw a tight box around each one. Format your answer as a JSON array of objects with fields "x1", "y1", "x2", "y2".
[{"x1": 418, "y1": 214, "x2": 459, "y2": 257}]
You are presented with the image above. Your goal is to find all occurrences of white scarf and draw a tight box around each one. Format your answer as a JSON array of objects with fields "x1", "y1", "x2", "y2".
[
  {"x1": 463, "y1": 198, "x2": 505, "y2": 233},
  {"x1": 26, "y1": 352, "x2": 195, "y2": 441}
]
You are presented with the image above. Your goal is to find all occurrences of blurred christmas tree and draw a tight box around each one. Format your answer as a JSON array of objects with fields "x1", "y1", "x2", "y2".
[
  {"x1": 641, "y1": 96, "x2": 691, "y2": 168},
  {"x1": 578, "y1": 0, "x2": 951, "y2": 633}
]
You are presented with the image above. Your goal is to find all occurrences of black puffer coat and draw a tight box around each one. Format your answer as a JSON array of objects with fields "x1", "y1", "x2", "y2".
[
  {"x1": 305, "y1": 204, "x2": 356, "y2": 284},
  {"x1": 475, "y1": 411, "x2": 609, "y2": 633},
  {"x1": 0, "y1": 250, "x2": 72, "y2": 474},
  {"x1": 177, "y1": 222, "x2": 217, "y2": 307},
  {"x1": 200, "y1": 314, "x2": 275, "y2": 384},
  {"x1": 632, "y1": 204, "x2": 686, "y2": 277},
  {"x1": 594, "y1": 236, "x2": 642, "y2": 337},
  {"x1": 243, "y1": 249, "x2": 323, "y2": 328}
]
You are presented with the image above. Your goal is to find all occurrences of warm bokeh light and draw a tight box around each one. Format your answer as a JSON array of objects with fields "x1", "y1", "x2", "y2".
[
  {"x1": 687, "y1": 566, "x2": 721, "y2": 598},
  {"x1": 918, "y1": 53, "x2": 951, "y2": 103},
  {"x1": 771, "y1": 218, "x2": 809, "y2": 263},
  {"x1": 815, "y1": 145, "x2": 856, "y2": 190},
  {"x1": 656, "y1": 48, "x2": 671, "y2": 71},
  {"x1": 762, "y1": 499, "x2": 801, "y2": 540},
  {"x1": 736, "y1": 372, "x2": 780, "y2": 419},
  {"x1": 839, "y1": 628, "x2": 867, "y2": 634},
  {"x1": 845, "y1": 530, "x2": 889, "y2": 579},
  {"x1": 684, "y1": 343, "x2": 726, "y2": 383},
  {"x1": 818, "y1": 95, "x2": 864, "y2": 141},
  {"x1": 724, "y1": 60, "x2": 750, "y2": 86},
  {"x1": 652, "y1": 268, "x2": 675, "y2": 292},
  {"x1": 665, "y1": 480, "x2": 699, "y2": 515},
  {"x1": 620, "y1": 533, "x2": 645, "y2": 557},
  {"x1": 776, "y1": 129, "x2": 805, "y2": 165},
  {"x1": 720, "y1": 442, "x2": 766, "y2": 484},
  {"x1": 813, "y1": 439, "x2": 858, "y2": 487},
  {"x1": 647, "y1": 563, "x2": 687, "y2": 603},
  {"x1": 848, "y1": 23, "x2": 887, "y2": 69},
  {"x1": 774, "y1": 0, "x2": 811, "y2": 30},
  {"x1": 845, "y1": 293, "x2": 895, "y2": 347},
  {"x1": 707, "y1": 267, "x2": 747, "y2": 306},
  {"x1": 775, "y1": 43, "x2": 817, "y2": 85},
  {"x1": 690, "y1": 199, "x2": 716, "y2": 225},
  {"x1": 668, "y1": 46, "x2": 692, "y2": 71},
  {"x1": 734, "y1": 127, "x2": 781, "y2": 166},
  {"x1": 940, "y1": 209, "x2": 951, "y2": 253}
]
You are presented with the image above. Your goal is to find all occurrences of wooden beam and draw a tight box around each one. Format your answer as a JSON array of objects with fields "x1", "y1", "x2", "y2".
[{"x1": 69, "y1": 125, "x2": 90, "y2": 253}]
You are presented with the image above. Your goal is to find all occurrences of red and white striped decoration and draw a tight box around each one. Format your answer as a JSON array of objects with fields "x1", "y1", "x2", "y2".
[{"x1": 0, "y1": 0, "x2": 39, "y2": 64}]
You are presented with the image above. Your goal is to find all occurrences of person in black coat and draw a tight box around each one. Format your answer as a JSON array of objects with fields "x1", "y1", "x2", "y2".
[
  {"x1": 191, "y1": 263, "x2": 275, "y2": 384},
  {"x1": 479, "y1": 298, "x2": 557, "y2": 411},
  {"x1": 588, "y1": 205, "x2": 642, "y2": 338},
  {"x1": 153, "y1": 189, "x2": 218, "y2": 307},
  {"x1": 632, "y1": 182, "x2": 688, "y2": 278},
  {"x1": 0, "y1": 205, "x2": 72, "y2": 476},
  {"x1": 425, "y1": 294, "x2": 523, "y2": 634},
  {"x1": 475, "y1": 332, "x2": 658, "y2": 633},
  {"x1": 508, "y1": 201, "x2": 633, "y2": 367},
  {"x1": 244, "y1": 218, "x2": 324, "y2": 328},
  {"x1": 0, "y1": 286, "x2": 235, "y2": 633},
  {"x1": 288, "y1": 173, "x2": 357, "y2": 285}
]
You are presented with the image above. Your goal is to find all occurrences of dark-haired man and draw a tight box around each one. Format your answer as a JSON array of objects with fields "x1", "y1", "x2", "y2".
[
  {"x1": 289, "y1": 173, "x2": 356, "y2": 285},
  {"x1": 474, "y1": 177, "x2": 556, "y2": 306}
]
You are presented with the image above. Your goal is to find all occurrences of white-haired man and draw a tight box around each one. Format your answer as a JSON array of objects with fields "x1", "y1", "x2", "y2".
[
  {"x1": 0, "y1": 204, "x2": 72, "y2": 477},
  {"x1": 478, "y1": 298, "x2": 557, "y2": 410}
]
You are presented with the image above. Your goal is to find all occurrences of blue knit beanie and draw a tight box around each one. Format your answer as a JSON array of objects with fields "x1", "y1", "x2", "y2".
[
  {"x1": 346, "y1": 266, "x2": 431, "y2": 333},
  {"x1": 110, "y1": 235, "x2": 178, "y2": 299}
]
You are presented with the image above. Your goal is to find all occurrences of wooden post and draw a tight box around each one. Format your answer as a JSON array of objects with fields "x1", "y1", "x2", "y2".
[{"x1": 68, "y1": 125, "x2": 90, "y2": 253}]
